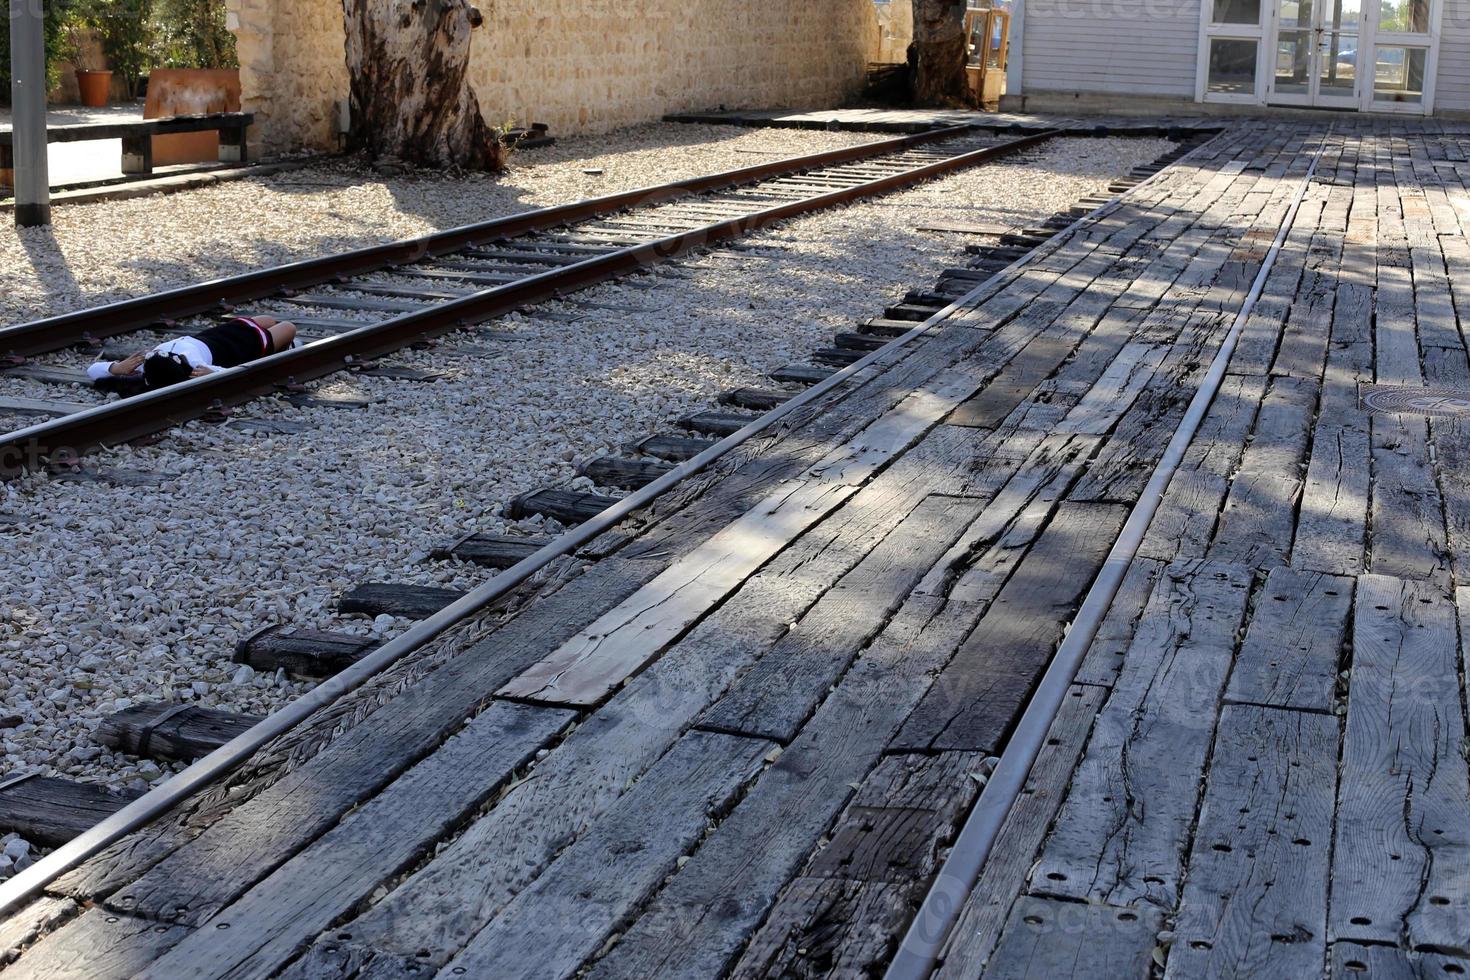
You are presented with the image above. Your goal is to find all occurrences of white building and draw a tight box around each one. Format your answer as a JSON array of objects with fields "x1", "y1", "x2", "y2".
[{"x1": 1004, "y1": 0, "x2": 1467, "y2": 115}]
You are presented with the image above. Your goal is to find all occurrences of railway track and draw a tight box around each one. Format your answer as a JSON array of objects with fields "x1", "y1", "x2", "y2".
[
  {"x1": 0, "y1": 125, "x2": 1055, "y2": 476},
  {"x1": 0, "y1": 126, "x2": 1210, "y2": 907}
]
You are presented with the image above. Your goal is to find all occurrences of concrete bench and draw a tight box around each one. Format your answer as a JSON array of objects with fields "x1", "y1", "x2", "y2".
[{"x1": 0, "y1": 111, "x2": 253, "y2": 194}]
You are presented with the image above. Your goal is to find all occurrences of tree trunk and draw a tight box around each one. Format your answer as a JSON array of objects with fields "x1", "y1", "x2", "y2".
[
  {"x1": 341, "y1": 0, "x2": 504, "y2": 171},
  {"x1": 912, "y1": 0, "x2": 969, "y2": 105}
]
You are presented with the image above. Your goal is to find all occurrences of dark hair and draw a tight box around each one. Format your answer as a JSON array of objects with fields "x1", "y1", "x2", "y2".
[{"x1": 143, "y1": 352, "x2": 193, "y2": 390}]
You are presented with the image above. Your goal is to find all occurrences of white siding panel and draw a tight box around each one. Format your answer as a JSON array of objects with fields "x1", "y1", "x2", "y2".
[
  {"x1": 1436, "y1": 21, "x2": 1470, "y2": 112},
  {"x1": 1023, "y1": 0, "x2": 1201, "y2": 98}
]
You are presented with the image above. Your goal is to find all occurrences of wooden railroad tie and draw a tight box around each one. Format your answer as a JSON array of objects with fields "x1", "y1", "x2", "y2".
[
  {"x1": 234, "y1": 625, "x2": 379, "y2": 678},
  {"x1": 632, "y1": 434, "x2": 718, "y2": 462},
  {"x1": 679, "y1": 410, "x2": 759, "y2": 438},
  {"x1": 506, "y1": 488, "x2": 620, "y2": 526},
  {"x1": 769, "y1": 364, "x2": 835, "y2": 386},
  {"x1": 338, "y1": 583, "x2": 467, "y2": 619},
  {"x1": 430, "y1": 532, "x2": 552, "y2": 569},
  {"x1": 98, "y1": 702, "x2": 262, "y2": 763},
  {"x1": 577, "y1": 456, "x2": 673, "y2": 490},
  {"x1": 0, "y1": 774, "x2": 142, "y2": 847},
  {"x1": 720, "y1": 387, "x2": 792, "y2": 412}
]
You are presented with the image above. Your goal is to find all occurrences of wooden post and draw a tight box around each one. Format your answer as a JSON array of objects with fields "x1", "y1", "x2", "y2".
[
  {"x1": 121, "y1": 132, "x2": 154, "y2": 175},
  {"x1": 218, "y1": 121, "x2": 247, "y2": 164},
  {"x1": 8, "y1": 0, "x2": 51, "y2": 226}
]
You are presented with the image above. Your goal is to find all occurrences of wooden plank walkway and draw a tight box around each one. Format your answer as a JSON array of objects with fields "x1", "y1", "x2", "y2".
[
  {"x1": 7, "y1": 117, "x2": 1470, "y2": 979},
  {"x1": 936, "y1": 124, "x2": 1470, "y2": 979}
]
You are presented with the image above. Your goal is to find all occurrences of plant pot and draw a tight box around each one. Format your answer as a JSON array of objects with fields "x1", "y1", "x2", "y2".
[{"x1": 75, "y1": 70, "x2": 114, "y2": 108}]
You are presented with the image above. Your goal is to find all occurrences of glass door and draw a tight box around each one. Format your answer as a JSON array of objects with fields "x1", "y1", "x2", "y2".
[{"x1": 1269, "y1": 0, "x2": 1363, "y2": 107}]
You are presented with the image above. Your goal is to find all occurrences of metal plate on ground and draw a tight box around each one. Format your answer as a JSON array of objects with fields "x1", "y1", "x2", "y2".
[{"x1": 1360, "y1": 383, "x2": 1470, "y2": 418}]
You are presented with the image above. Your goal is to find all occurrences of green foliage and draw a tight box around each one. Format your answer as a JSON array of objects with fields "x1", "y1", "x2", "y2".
[
  {"x1": 150, "y1": 0, "x2": 235, "y2": 69},
  {"x1": 0, "y1": 1, "x2": 75, "y2": 98},
  {"x1": 71, "y1": 0, "x2": 152, "y2": 98},
  {"x1": 0, "y1": 0, "x2": 236, "y2": 105}
]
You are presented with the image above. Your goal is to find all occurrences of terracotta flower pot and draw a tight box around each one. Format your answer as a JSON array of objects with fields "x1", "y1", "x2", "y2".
[{"x1": 76, "y1": 70, "x2": 114, "y2": 108}]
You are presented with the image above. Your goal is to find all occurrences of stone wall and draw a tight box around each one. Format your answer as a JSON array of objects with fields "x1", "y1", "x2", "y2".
[
  {"x1": 227, "y1": 0, "x2": 350, "y2": 158},
  {"x1": 873, "y1": 0, "x2": 914, "y2": 64},
  {"x1": 228, "y1": 0, "x2": 876, "y2": 156}
]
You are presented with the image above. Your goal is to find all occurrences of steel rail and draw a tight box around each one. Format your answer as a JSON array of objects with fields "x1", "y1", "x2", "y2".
[
  {"x1": 884, "y1": 131, "x2": 1327, "y2": 980},
  {"x1": 0, "y1": 130, "x2": 1076, "y2": 918},
  {"x1": 0, "y1": 130, "x2": 1057, "y2": 476},
  {"x1": 0, "y1": 124, "x2": 985, "y2": 359}
]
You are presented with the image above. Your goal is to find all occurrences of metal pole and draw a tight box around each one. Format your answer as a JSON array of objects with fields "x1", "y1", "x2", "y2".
[{"x1": 9, "y1": 0, "x2": 51, "y2": 227}]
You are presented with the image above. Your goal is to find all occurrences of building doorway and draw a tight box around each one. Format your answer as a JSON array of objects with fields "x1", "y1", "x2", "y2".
[
  {"x1": 1267, "y1": 0, "x2": 1364, "y2": 107},
  {"x1": 1198, "y1": 0, "x2": 1439, "y2": 111}
]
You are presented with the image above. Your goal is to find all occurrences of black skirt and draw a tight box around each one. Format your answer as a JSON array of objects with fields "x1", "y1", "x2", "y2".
[{"x1": 196, "y1": 318, "x2": 271, "y2": 368}]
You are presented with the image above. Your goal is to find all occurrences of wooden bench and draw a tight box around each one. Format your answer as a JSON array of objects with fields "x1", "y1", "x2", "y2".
[{"x1": 0, "y1": 111, "x2": 253, "y2": 194}]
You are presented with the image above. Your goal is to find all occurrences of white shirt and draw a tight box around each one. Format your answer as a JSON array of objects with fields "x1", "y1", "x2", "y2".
[{"x1": 87, "y1": 337, "x2": 224, "y2": 382}]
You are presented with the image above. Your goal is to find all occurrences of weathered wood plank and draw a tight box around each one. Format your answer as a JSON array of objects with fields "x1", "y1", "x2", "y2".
[
  {"x1": 232, "y1": 626, "x2": 378, "y2": 678},
  {"x1": 1030, "y1": 559, "x2": 1252, "y2": 907},
  {"x1": 107, "y1": 702, "x2": 570, "y2": 933},
  {"x1": 1328, "y1": 941, "x2": 1470, "y2": 979},
  {"x1": 437, "y1": 731, "x2": 772, "y2": 980},
  {"x1": 1165, "y1": 705, "x2": 1338, "y2": 979},
  {"x1": 0, "y1": 396, "x2": 93, "y2": 417},
  {"x1": 97, "y1": 702, "x2": 261, "y2": 762},
  {"x1": 1137, "y1": 374, "x2": 1264, "y2": 563},
  {"x1": 892, "y1": 501, "x2": 1128, "y2": 753},
  {"x1": 1290, "y1": 331, "x2": 1371, "y2": 577},
  {"x1": 730, "y1": 752, "x2": 987, "y2": 979},
  {"x1": 506, "y1": 487, "x2": 620, "y2": 525},
  {"x1": 934, "y1": 685, "x2": 1108, "y2": 979},
  {"x1": 125, "y1": 703, "x2": 572, "y2": 977},
  {"x1": 497, "y1": 364, "x2": 999, "y2": 708},
  {"x1": 1370, "y1": 407, "x2": 1452, "y2": 585},
  {"x1": 1055, "y1": 341, "x2": 1167, "y2": 435},
  {"x1": 1223, "y1": 566, "x2": 1353, "y2": 712},
  {"x1": 696, "y1": 494, "x2": 984, "y2": 743},
  {"x1": 432, "y1": 532, "x2": 551, "y2": 569},
  {"x1": 911, "y1": 434, "x2": 1093, "y2": 606},
  {"x1": 980, "y1": 896, "x2": 1163, "y2": 980},
  {"x1": 337, "y1": 582, "x2": 464, "y2": 619},
  {"x1": 0, "y1": 910, "x2": 189, "y2": 980},
  {"x1": 1271, "y1": 266, "x2": 1337, "y2": 380},
  {"x1": 0, "y1": 896, "x2": 76, "y2": 965},
  {"x1": 0, "y1": 776, "x2": 141, "y2": 848},
  {"x1": 946, "y1": 334, "x2": 1075, "y2": 429},
  {"x1": 582, "y1": 593, "x2": 994, "y2": 977},
  {"x1": 1330, "y1": 575, "x2": 1470, "y2": 952},
  {"x1": 321, "y1": 425, "x2": 1026, "y2": 969},
  {"x1": 1370, "y1": 232, "x2": 1452, "y2": 585},
  {"x1": 1072, "y1": 558, "x2": 1167, "y2": 687},
  {"x1": 1208, "y1": 375, "x2": 1318, "y2": 570}
]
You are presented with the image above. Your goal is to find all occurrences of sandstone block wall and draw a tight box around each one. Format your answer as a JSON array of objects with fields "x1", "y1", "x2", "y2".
[
  {"x1": 228, "y1": 0, "x2": 877, "y2": 156},
  {"x1": 227, "y1": 0, "x2": 351, "y2": 158}
]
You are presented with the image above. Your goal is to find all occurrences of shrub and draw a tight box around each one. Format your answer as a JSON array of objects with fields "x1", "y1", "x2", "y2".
[
  {"x1": 150, "y1": 0, "x2": 235, "y2": 69},
  {"x1": 0, "y1": 1, "x2": 75, "y2": 99},
  {"x1": 90, "y1": 0, "x2": 153, "y2": 98}
]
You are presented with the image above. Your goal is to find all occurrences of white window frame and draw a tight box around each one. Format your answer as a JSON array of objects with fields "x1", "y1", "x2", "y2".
[
  {"x1": 1364, "y1": 0, "x2": 1440, "y2": 113},
  {"x1": 1197, "y1": 0, "x2": 1443, "y2": 112},
  {"x1": 1196, "y1": 0, "x2": 1270, "y2": 103}
]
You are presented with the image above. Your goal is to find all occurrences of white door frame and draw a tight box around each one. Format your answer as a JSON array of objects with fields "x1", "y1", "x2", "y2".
[
  {"x1": 1265, "y1": 0, "x2": 1365, "y2": 108},
  {"x1": 1196, "y1": 0, "x2": 1441, "y2": 112}
]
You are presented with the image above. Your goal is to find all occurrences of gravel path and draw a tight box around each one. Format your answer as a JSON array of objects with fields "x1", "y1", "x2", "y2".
[
  {"x1": 0, "y1": 124, "x2": 880, "y2": 325},
  {"x1": 0, "y1": 126, "x2": 1173, "y2": 847}
]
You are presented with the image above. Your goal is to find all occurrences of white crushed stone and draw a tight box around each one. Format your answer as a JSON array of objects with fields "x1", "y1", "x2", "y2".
[
  {"x1": 0, "y1": 129, "x2": 1172, "y2": 852},
  {"x1": 0, "y1": 124, "x2": 879, "y2": 325}
]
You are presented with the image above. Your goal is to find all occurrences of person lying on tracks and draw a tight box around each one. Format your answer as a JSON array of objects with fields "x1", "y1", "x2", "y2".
[{"x1": 87, "y1": 315, "x2": 298, "y2": 390}]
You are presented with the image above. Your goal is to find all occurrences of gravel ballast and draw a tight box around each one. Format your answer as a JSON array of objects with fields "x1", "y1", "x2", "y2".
[{"x1": 0, "y1": 126, "x2": 1173, "y2": 823}]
